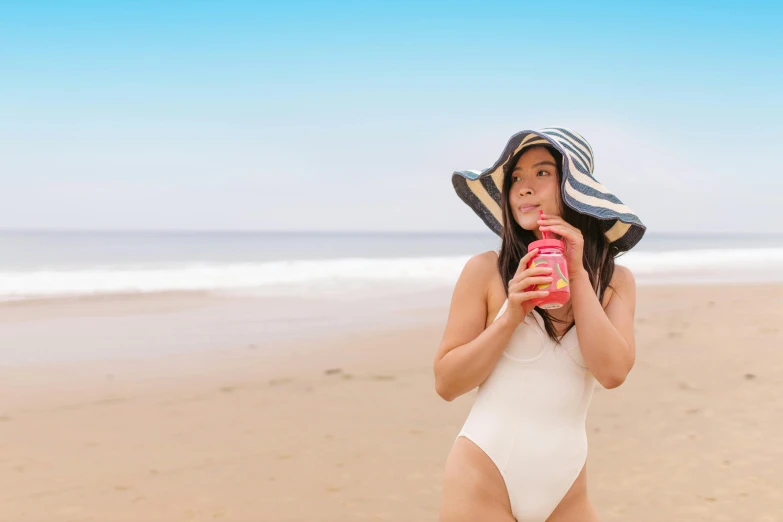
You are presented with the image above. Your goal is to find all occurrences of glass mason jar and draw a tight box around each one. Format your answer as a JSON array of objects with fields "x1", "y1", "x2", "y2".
[{"x1": 526, "y1": 239, "x2": 571, "y2": 310}]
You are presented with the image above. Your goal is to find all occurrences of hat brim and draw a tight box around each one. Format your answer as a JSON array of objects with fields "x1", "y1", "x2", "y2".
[{"x1": 452, "y1": 128, "x2": 646, "y2": 253}]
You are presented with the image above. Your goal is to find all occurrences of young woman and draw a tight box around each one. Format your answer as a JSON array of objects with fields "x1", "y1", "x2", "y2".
[{"x1": 435, "y1": 128, "x2": 646, "y2": 522}]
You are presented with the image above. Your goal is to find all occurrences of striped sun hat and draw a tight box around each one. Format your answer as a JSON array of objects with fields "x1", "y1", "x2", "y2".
[{"x1": 452, "y1": 127, "x2": 646, "y2": 253}]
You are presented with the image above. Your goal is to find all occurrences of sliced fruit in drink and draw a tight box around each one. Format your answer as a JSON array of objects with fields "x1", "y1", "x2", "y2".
[{"x1": 555, "y1": 263, "x2": 569, "y2": 288}]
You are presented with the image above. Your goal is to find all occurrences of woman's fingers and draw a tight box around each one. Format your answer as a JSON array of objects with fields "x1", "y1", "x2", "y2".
[
  {"x1": 510, "y1": 267, "x2": 552, "y2": 287},
  {"x1": 537, "y1": 215, "x2": 564, "y2": 227},
  {"x1": 510, "y1": 276, "x2": 553, "y2": 293},
  {"x1": 510, "y1": 290, "x2": 549, "y2": 304},
  {"x1": 539, "y1": 215, "x2": 579, "y2": 237},
  {"x1": 540, "y1": 224, "x2": 576, "y2": 239},
  {"x1": 538, "y1": 213, "x2": 565, "y2": 223},
  {"x1": 515, "y1": 248, "x2": 540, "y2": 277}
]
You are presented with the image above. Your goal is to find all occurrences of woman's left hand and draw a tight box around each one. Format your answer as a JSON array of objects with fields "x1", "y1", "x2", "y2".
[{"x1": 538, "y1": 214, "x2": 586, "y2": 277}]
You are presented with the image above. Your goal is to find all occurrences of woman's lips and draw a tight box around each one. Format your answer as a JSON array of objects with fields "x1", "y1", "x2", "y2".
[{"x1": 518, "y1": 204, "x2": 539, "y2": 213}]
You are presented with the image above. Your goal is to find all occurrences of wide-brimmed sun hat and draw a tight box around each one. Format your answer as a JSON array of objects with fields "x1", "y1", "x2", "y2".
[{"x1": 451, "y1": 127, "x2": 646, "y2": 253}]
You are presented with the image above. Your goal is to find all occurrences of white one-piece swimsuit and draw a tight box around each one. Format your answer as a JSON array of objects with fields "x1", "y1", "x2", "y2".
[{"x1": 456, "y1": 299, "x2": 597, "y2": 521}]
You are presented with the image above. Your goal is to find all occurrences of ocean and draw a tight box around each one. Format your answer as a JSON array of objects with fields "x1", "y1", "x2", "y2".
[{"x1": 1, "y1": 230, "x2": 782, "y2": 301}]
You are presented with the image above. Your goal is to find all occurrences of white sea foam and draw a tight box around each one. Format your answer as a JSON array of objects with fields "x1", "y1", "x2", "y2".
[{"x1": 0, "y1": 248, "x2": 781, "y2": 301}]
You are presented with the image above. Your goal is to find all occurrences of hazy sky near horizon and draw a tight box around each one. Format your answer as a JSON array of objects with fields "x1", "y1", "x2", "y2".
[{"x1": 1, "y1": 1, "x2": 781, "y2": 233}]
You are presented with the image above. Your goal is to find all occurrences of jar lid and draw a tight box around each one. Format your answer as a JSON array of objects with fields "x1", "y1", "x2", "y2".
[{"x1": 528, "y1": 238, "x2": 565, "y2": 251}]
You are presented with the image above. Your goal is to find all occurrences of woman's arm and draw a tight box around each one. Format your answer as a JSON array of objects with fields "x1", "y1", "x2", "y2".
[
  {"x1": 434, "y1": 249, "x2": 552, "y2": 401},
  {"x1": 433, "y1": 252, "x2": 517, "y2": 402},
  {"x1": 538, "y1": 213, "x2": 637, "y2": 389},
  {"x1": 569, "y1": 265, "x2": 636, "y2": 389}
]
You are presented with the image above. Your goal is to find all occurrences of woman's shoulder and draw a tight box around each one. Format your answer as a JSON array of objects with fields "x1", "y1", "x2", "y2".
[
  {"x1": 461, "y1": 249, "x2": 501, "y2": 282},
  {"x1": 611, "y1": 264, "x2": 636, "y2": 288},
  {"x1": 456, "y1": 250, "x2": 505, "y2": 326},
  {"x1": 603, "y1": 264, "x2": 636, "y2": 308}
]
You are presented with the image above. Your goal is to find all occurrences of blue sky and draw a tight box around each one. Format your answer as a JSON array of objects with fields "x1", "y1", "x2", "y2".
[{"x1": 1, "y1": 1, "x2": 781, "y2": 233}]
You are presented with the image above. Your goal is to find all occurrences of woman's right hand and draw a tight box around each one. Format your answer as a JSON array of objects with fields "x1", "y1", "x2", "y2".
[{"x1": 503, "y1": 248, "x2": 553, "y2": 326}]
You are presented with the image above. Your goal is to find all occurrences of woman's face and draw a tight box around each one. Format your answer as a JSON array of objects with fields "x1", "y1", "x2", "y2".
[{"x1": 508, "y1": 147, "x2": 561, "y2": 238}]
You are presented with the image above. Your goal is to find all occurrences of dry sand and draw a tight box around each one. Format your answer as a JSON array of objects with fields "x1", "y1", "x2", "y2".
[{"x1": 1, "y1": 284, "x2": 782, "y2": 521}]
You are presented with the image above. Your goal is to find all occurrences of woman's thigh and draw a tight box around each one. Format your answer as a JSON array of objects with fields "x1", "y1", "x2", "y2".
[{"x1": 439, "y1": 436, "x2": 515, "y2": 522}]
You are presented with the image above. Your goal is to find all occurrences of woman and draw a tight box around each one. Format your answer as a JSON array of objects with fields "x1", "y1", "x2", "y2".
[{"x1": 434, "y1": 128, "x2": 646, "y2": 521}]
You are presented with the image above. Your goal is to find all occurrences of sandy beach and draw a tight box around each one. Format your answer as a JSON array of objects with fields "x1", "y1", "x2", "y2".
[{"x1": 1, "y1": 283, "x2": 782, "y2": 521}]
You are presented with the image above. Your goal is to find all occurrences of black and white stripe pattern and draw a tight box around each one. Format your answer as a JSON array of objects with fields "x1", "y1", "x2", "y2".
[{"x1": 451, "y1": 127, "x2": 645, "y2": 253}]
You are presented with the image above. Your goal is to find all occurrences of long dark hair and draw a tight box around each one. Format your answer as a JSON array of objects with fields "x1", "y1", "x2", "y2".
[{"x1": 498, "y1": 145, "x2": 616, "y2": 342}]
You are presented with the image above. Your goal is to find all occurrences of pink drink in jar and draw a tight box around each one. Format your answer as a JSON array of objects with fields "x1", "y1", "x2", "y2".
[{"x1": 526, "y1": 238, "x2": 570, "y2": 309}]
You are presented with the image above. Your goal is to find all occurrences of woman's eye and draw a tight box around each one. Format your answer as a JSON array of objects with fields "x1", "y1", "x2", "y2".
[
  {"x1": 537, "y1": 170, "x2": 549, "y2": 177},
  {"x1": 512, "y1": 176, "x2": 520, "y2": 183}
]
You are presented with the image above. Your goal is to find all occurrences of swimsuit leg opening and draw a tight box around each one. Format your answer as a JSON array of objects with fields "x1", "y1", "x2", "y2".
[
  {"x1": 456, "y1": 433, "x2": 519, "y2": 520},
  {"x1": 544, "y1": 456, "x2": 588, "y2": 521}
]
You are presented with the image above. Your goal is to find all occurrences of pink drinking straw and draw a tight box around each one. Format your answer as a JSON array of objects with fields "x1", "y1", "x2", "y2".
[{"x1": 539, "y1": 209, "x2": 550, "y2": 240}]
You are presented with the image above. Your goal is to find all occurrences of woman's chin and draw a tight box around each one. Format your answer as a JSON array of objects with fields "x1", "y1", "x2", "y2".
[{"x1": 514, "y1": 217, "x2": 539, "y2": 232}]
